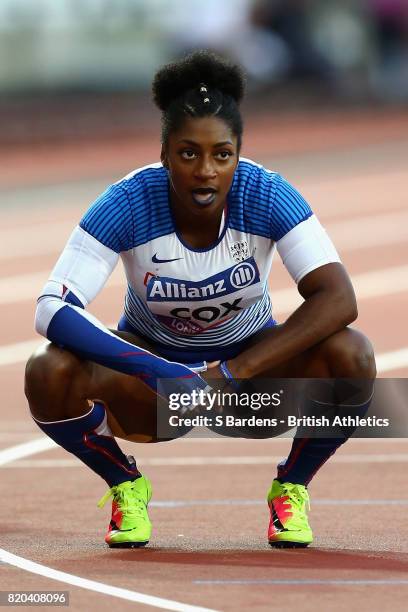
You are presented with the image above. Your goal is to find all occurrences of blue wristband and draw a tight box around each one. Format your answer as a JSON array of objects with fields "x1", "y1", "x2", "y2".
[{"x1": 219, "y1": 361, "x2": 240, "y2": 391}]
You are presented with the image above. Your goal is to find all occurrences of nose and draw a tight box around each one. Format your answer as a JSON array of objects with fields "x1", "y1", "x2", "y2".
[{"x1": 194, "y1": 155, "x2": 217, "y2": 180}]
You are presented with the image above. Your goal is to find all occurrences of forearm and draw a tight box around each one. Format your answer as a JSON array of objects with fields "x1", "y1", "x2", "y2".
[
  {"x1": 36, "y1": 297, "x2": 207, "y2": 394},
  {"x1": 34, "y1": 225, "x2": 183, "y2": 385},
  {"x1": 230, "y1": 288, "x2": 357, "y2": 378},
  {"x1": 35, "y1": 226, "x2": 210, "y2": 398}
]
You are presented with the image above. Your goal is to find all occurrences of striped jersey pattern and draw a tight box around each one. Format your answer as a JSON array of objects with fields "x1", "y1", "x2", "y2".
[
  {"x1": 79, "y1": 159, "x2": 312, "y2": 348},
  {"x1": 80, "y1": 160, "x2": 312, "y2": 250},
  {"x1": 124, "y1": 284, "x2": 273, "y2": 348}
]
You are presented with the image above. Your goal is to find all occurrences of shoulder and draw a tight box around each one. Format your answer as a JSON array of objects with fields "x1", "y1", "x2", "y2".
[
  {"x1": 232, "y1": 158, "x2": 288, "y2": 209},
  {"x1": 80, "y1": 162, "x2": 171, "y2": 252},
  {"x1": 228, "y1": 158, "x2": 280, "y2": 237},
  {"x1": 234, "y1": 158, "x2": 304, "y2": 200},
  {"x1": 117, "y1": 162, "x2": 168, "y2": 191},
  {"x1": 230, "y1": 158, "x2": 313, "y2": 240},
  {"x1": 115, "y1": 162, "x2": 170, "y2": 225},
  {"x1": 233, "y1": 157, "x2": 279, "y2": 191},
  {"x1": 111, "y1": 162, "x2": 168, "y2": 206},
  {"x1": 270, "y1": 174, "x2": 313, "y2": 240}
]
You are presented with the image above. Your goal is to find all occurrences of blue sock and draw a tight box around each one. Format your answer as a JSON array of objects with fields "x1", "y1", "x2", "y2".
[
  {"x1": 277, "y1": 391, "x2": 373, "y2": 486},
  {"x1": 33, "y1": 401, "x2": 140, "y2": 487}
]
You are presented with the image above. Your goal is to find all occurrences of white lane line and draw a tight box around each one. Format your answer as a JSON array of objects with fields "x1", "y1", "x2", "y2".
[
  {"x1": 376, "y1": 348, "x2": 408, "y2": 373},
  {"x1": 0, "y1": 434, "x2": 404, "y2": 446},
  {"x1": 0, "y1": 438, "x2": 405, "y2": 606},
  {"x1": 326, "y1": 209, "x2": 408, "y2": 251},
  {"x1": 270, "y1": 263, "x2": 408, "y2": 315},
  {"x1": 193, "y1": 579, "x2": 408, "y2": 586},
  {"x1": 4, "y1": 343, "x2": 406, "y2": 373},
  {"x1": 0, "y1": 437, "x2": 56, "y2": 466},
  {"x1": 0, "y1": 432, "x2": 48, "y2": 441},
  {"x1": 3, "y1": 453, "x2": 408, "y2": 469},
  {"x1": 153, "y1": 499, "x2": 408, "y2": 508},
  {"x1": 1, "y1": 208, "x2": 407, "y2": 263},
  {"x1": 168, "y1": 437, "x2": 408, "y2": 444},
  {"x1": 0, "y1": 271, "x2": 53, "y2": 304},
  {"x1": 0, "y1": 549, "x2": 218, "y2": 612},
  {"x1": 1, "y1": 260, "x2": 408, "y2": 371},
  {"x1": 0, "y1": 338, "x2": 44, "y2": 366},
  {"x1": 0, "y1": 221, "x2": 74, "y2": 261},
  {"x1": 0, "y1": 439, "x2": 219, "y2": 612},
  {"x1": 0, "y1": 438, "x2": 408, "y2": 612},
  {"x1": 2, "y1": 261, "x2": 408, "y2": 308},
  {"x1": 0, "y1": 266, "x2": 124, "y2": 305},
  {"x1": 141, "y1": 453, "x2": 408, "y2": 465}
]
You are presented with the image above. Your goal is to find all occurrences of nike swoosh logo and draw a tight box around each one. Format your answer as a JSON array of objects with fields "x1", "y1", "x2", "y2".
[
  {"x1": 271, "y1": 503, "x2": 287, "y2": 533},
  {"x1": 152, "y1": 253, "x2": 183, "y2": 264},
  {"x1": 110, "y1": 521, "x2": 139, "y2": 533}
]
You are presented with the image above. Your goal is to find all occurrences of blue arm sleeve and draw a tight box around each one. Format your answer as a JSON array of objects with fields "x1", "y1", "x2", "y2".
[{"x1": 45, "y1": 303, "x2": 210, "y2": 399}]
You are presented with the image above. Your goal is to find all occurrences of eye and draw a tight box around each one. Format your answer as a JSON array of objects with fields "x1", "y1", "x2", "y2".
[
  {"x1": 180, "y1": 150, "x2": 198, "y2": 160},
  {"x1": 215, "y1": 151, "x2": 233, "y2": 160}
]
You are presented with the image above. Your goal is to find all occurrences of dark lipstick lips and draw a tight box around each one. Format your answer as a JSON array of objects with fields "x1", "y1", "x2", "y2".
[
  {"x1": 191, "y1": 186, "x2": 218, "y2": 206},
  {"x1": 192, "y1": 187, "x2": 217, "y2": 194}
]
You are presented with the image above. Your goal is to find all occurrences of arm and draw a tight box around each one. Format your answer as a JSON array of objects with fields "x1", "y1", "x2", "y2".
[
  {"x1": 228, "y1": 262, "x2": 357, "y2": 378},
  {"x1": 35, "y1": 197, "x2": 209, "y2": 397},
  {"x1": 225, "y1": 174, "x2": 355, "y2": 378}
]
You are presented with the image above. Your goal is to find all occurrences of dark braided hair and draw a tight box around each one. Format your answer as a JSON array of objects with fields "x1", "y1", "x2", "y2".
[{"x1": 152, "y1": 50, "x2": 245, "y2": 151}]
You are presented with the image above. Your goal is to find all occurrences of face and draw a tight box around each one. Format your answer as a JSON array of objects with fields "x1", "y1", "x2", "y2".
[{"x1": 161, "y1": 115, "x2": 239, "y2": 217}]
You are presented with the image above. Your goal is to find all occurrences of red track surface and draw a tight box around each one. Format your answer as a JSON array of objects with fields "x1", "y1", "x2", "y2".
[{"x1": 1, "y1": 110, "x2": 408, "y2": 611}]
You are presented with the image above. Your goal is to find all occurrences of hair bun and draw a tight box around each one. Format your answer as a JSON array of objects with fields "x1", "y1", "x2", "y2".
[{"x1": 152, "y1": 50, "x2": 245, "y2": 111}]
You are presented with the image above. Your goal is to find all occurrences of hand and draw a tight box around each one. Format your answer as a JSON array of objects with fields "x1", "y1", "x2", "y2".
[
  {"x1": 200, "y1": 360, "x2": 226, "y2": 387},
  {"x1": 200, "y1": 360, "x2": 242, "y2": 416}
]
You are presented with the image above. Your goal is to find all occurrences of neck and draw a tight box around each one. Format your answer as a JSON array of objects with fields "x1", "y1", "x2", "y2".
[{"x1": 170, "y1": 193, "x2": 226, "y2": 248}]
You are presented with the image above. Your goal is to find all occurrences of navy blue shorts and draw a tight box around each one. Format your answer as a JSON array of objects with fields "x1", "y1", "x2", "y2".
[{"x1": 117, "y1": 314, "x2": 276, "y2": 365}]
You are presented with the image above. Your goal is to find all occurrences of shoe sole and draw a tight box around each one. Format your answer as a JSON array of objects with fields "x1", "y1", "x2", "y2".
[
  {"x1": 269, "y1": 540, "x2": 310, "y2": 549},
  {"x1": 108, "y1": 540, "x2": 149, "y2": 549}
]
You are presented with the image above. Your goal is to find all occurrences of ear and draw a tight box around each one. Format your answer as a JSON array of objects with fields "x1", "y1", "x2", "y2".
[{"x1": 160, "y1": 145, "x2": 168, "y2": 169}]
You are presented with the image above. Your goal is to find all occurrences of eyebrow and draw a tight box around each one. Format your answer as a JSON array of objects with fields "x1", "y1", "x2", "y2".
[{"x1": 178, "y1": 139, "x2": 234, "y2": 147}]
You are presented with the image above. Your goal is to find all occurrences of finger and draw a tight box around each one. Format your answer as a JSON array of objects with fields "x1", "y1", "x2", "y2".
[{"x1": 207, "y1": 360, "x2": 221, "y2": 368}]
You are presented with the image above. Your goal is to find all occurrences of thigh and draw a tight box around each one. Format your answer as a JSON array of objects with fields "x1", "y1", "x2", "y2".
[
  {"x1": 82, "y1": 329, "x2": 173, "y2": 443},
  {"x1": 89, "y1": 365, "x2": 161, "y2": 443}
]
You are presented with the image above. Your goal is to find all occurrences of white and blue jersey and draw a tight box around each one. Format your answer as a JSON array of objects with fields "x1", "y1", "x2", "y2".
[
  {"x1": 79, "y1": 159, "x2": 323, "y2": 346},
  {"x1": 35, "y1": 158, "x2": 340, "y2": 380}
]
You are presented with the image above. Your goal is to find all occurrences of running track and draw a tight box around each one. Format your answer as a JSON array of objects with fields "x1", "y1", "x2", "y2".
[{"x1": 1, "y1": 110, "x2": 408, "y2": 611}]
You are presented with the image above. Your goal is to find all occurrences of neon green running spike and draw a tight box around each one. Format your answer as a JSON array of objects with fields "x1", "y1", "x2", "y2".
[
  {"x1": 98, "y1": 475, "x2": 152, "y2": 548},
  {"x1": 267, "y1": 480, "x2": 313, "y2": 548}
]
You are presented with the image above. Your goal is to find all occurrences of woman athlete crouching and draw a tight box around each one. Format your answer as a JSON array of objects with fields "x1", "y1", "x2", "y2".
[{"x1": 25, "y1": 51, "x2": 376, "y2": 549}]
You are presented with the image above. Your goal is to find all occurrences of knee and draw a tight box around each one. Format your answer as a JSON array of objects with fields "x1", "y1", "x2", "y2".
[
  {"x1": 322, "y1": 328, "x2": 376, "y2": 379},
  {"x1": 24, "y1": 343, "x2": 84, "y2": 419}
]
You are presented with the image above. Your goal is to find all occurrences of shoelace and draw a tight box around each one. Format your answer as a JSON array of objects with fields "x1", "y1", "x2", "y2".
[
  {"x1": 280, "y1": 483, "x2": 311, "y2": 511},
  {"x1": 97, "y1": 483, "x2": 146, "y2": 518}
]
